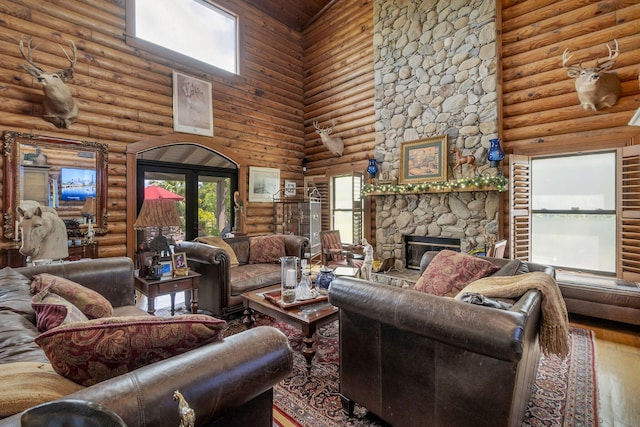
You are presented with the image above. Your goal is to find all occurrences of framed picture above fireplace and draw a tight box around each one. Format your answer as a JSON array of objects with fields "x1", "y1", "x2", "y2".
[{"x1": 399, "y1": 135, "x2": 448, "y2": 184}]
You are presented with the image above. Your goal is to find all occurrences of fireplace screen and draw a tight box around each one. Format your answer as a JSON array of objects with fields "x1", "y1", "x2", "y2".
[{"x1": 404, "y1": 236, "x2": 461, "y2": 270}]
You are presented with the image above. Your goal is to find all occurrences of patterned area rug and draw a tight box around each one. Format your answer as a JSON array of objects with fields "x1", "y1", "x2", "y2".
[{"x1": 222, "y1": 314, "x2": 598, "y2": 427}]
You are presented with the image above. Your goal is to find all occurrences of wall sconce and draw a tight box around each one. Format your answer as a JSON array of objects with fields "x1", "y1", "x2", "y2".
[
  {"x1": 302, "y1": 157, "x2": 307, "y2": 173},
  {"x1": 487, "y1": 138, "x2": 505, "y2": 168}
]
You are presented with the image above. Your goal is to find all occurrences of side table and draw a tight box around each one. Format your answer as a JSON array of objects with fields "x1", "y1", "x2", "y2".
[{"x1": 134, "y1": 271, "x2": 201, "y2": 316}]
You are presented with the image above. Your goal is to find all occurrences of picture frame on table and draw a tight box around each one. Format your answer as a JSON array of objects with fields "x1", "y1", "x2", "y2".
[
  {"x1": 249, "y1": 166, "x2": 280, "y2": 202},
  {"x1": 172, "y1": 71, "x2": 214, "y2": 137},
  {"x1": 399, "y1": 135, "x2": 448, "y2": 184},
  {"x1": 137, "y1": 250, "x2": 155, "y2": 278},
  {"x1": 172, "y1": 251, "x2": 189, "y2": 276}
]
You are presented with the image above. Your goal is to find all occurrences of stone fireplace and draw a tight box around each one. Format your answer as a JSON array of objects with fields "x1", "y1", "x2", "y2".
[{"x1": 372, "y1": 0, "x2": 500, "y2": 269}]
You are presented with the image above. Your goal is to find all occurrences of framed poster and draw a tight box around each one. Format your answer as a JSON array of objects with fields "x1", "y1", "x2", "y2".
[
  {"x1": 248, "y1": 167, "x2": 280, "y2": 202},
  {"x1": 399, "y1": 135, "x2": 448, "y2": 184},
  {"x1": 173, "y1": 71, "x2": 214, "y2": 136},
  {"x1": 284, "y1": 180, "x2": 296, "y2": 197}
]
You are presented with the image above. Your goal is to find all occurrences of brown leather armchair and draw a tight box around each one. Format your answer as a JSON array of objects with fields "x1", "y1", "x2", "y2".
[{"x1": 329, "y1": 255, "x2": 555, "y2": 427}]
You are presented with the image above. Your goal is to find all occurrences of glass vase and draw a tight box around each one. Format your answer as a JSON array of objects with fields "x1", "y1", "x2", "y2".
[
  {"x1": 487, "y1": 138, "x2": 505, "y2": 167},
  {"x1": 280, "y1": 256, "x2": 298, "y2": 303},
  {"x1": 366, "y1": 158, "x2": 378, "y2": 179}
]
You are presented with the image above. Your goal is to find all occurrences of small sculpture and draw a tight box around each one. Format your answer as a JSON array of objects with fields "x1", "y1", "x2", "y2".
[
  {"x1": 174, "y1": 390, "x2": 195, "y2": 427},
  {"x1": 452, "y1": 148, "x2": 477, "y2": 177},
  {"x1": 17, "y1": 205, "x2": 69, "y2": 261},
  {"x1": 360, "y1": 238, "x2": 374, "y2": 281}
]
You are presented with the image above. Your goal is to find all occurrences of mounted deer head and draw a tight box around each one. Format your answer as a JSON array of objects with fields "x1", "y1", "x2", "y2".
[
  {"x1": 562, "y1": 39, "x2": 621, "y2": 111},
  {"x1": 313, "y1": 120, "x2": 344, "y2": 157},
  {"x1": 19, "y1": 38, "x2": 79, "y2": 128}
]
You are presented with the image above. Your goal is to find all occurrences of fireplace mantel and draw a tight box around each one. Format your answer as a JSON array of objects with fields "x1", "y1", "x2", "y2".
[{"x1": 363, "y1": 175, "x2": 507, "y2": 196}]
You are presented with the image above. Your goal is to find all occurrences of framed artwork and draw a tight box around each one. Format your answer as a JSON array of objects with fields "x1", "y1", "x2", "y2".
[
  {"x1": 399, "y1": 135, "x2": 448, "y2": 184},
  {"x1": 172, "y1": 71, "x2": 214, "y2": 136},
  {"x1": 172, "y1": 252, "x2": 187, "y2": 270},
  {"x1": 284, "y1": 180, "x2": 296, "y2": 197},
  {"x1": 137, "y1": 250, "x2": 155, "y2": 277},
  {"x1": 249, "y1": 167, "x2": 280, "y2": 202},
  {"x1": 160, "y1": 260, "x2": 173, "y2": 278}
]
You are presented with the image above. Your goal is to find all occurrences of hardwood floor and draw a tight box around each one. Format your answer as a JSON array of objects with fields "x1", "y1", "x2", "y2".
[{"x1": 569, "y1": 315, "x2": 640, "y2": 427}]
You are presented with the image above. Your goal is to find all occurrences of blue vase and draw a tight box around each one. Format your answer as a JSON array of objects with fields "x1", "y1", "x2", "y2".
[
  {"x1": 487, "y1": 138, "x2": 505, "y2": 167},
  {"x1": 315, "y1": 266, "x2": 336, "y2": 295},
  {"x1": 367, "y1": 159, "x2": 378, "y2": 178}
]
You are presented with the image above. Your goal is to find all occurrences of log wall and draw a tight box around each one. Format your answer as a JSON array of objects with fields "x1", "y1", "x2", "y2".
[
  {"x1": 302, "y1": 0, "x2": 376, "y2": 241},
  {"x1": 0, "y1": 0, "x2": 308, "y2": 256},
  {"x1": 499, "y1": 0, "x2": 640, "y2": 246}
]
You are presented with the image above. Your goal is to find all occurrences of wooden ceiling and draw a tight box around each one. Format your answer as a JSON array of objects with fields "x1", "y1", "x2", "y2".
[{"x1": 243, "y1": 0, "x2": 334, "y2": 31}]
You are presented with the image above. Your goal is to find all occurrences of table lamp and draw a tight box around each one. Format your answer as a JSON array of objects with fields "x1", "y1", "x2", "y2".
[{"x1": 133, "y1": 199, "x2": 182, "y2": 255}]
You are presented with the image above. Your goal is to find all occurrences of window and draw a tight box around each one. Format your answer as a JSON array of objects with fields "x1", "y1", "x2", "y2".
[
  {"x1": 331, "y1": 174, "x2": 363, "y2": 244},
  {"x1": 128, "y1": 0, "x2": 238, "y2": 74},
  {"x1": 530, "y1": 152, "x2": 616, "y2": 273}
]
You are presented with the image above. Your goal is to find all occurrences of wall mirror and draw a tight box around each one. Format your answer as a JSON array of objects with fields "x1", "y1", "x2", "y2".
[{"x1": 2, "y1": 131, "x2": 108, "y2": 240}]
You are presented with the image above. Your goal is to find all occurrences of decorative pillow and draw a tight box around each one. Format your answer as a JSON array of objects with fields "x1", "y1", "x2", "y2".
[
  {"x1": 249, "y1": 235, "x2": 286, "y2": 264},
  {"x1": 195, "y1": 236, "x2": 240, "y2": 267},
  {"x1": 31, "y1": 288, "x2": 89, "y2": 332},
  {"x1": 0, "y1": 362, "x2": 85, "y2": 417},
  {"x1": 414, "y1": 250, "x2": 500, "y2": 297},
  {"x1": 31, "y1": 273, "x2": 113, "y2": 319},
  {"x1": 35, "y1": 314, "x2": 227, "y2": 386}
]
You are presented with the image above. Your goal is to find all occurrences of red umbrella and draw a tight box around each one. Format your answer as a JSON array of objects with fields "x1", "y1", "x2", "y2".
[{"x1": 144, "y1": 185, "x2": 184, "y2": 201}]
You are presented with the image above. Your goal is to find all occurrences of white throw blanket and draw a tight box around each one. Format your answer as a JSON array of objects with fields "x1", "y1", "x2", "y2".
[{"x1": 461, "y1": 272, "x2": 569, "y2": 358}]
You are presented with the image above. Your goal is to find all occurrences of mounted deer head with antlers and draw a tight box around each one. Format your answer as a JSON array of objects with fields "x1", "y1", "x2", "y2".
[
  {"x1": 562, "y1": 39, "x2": 622, "y2": 111},
  {"x1": 313, "y1": 120, "x2": 344, "y2": 157},
  {"x1": 19, "y1": 38, "x2": 79, "y2": 128}
]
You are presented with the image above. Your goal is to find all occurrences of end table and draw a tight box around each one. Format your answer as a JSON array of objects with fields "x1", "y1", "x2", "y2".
[{"x1": 134, "y1": 270, "x2": 201, "y2": 316}]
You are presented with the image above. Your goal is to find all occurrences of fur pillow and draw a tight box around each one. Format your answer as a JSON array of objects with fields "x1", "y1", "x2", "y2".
[
  {"x1": 0, "y1": 362, "x2": 85, "y2": 417},
  {"x1": 30, "y1": 273, "x2": 113, "y2": 319},
  {"x1": 249, "y1": 235, "x2": 286, "y2": 264},
  {"x1": 195, "y1": 236, "x2": 240, "y2": 267},
  {"x1": 35, "y1": 314, "x2": 227, "y2": 386},
  {"x1": 414, "y1": 250, "x2": 500, "y2": 297}
]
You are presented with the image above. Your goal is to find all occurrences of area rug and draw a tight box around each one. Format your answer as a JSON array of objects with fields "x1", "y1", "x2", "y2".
[{"x1": 223, "y1": 315, "x2": 598, "y2": 427}]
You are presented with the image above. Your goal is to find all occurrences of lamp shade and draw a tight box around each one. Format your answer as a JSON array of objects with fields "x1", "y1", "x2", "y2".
[
  {"x1": 133, "y1": 199, "x2": 181, "y2": 230},
  {"x1": 81, "y1": 196, "x2": 95, "y2": 215}
]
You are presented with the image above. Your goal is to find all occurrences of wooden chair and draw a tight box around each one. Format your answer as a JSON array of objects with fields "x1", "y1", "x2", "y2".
[
  {"x1": 320, "y1": 230, "x2": 363, "y2": 269},
  {"x1": 487, "y1": 239, "x2": 507, "y2": 258}
]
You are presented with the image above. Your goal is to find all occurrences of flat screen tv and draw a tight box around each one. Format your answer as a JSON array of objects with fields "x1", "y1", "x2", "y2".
[{"x1": 60, "y1": 167, "x2": 96, "y2": 201}]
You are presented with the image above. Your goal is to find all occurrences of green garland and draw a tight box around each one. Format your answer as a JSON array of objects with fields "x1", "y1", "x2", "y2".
[{"x1": 362, "y1": 174, "x2": 507, "y2": 195}]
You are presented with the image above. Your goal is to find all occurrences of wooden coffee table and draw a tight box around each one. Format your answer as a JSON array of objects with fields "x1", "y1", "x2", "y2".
[{"x1": 241, "y1": 285, "x2": 339, "y2": 374}]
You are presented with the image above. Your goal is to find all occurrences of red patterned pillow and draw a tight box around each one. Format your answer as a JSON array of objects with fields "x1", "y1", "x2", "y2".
[
  {"x1": 31, "y1": 274, "x2": 113, "y2": 319},
  {"x1": 249, "y1": 235, "x2": 286, "y2": 264},
  {"x1": 35, "y1": 314, "x2": 227, "y2": 386},
  {"x1": 414, "y1": 250, "x2": 500, "y2": 297},
  {"x1": 31, "y1": 289, "x2": 89, "y2": 332}
]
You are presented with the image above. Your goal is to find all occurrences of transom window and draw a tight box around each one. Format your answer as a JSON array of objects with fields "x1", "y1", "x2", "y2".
[
  {"x1": 128, "y1": 0, "x2": 238, "y2": 74},
  {"x1": 530, "y1": 152, "x2": 616, "y2": 274}
]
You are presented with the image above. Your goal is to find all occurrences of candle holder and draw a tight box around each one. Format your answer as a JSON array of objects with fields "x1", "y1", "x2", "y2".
[{"x1": 280, "y1": 256, "x2": 298, "y2": 303}]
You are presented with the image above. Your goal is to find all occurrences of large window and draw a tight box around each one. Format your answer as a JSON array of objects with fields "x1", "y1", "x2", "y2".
[
  {"x1": 128, "y1": 0, "x2": 238, "y2": 74},
  {"x1": 530, "y1": 152, "x2": 616, "y2": 273}
]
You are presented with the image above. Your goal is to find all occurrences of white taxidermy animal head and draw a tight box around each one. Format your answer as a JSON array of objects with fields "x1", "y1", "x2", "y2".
[
  {"x1": 313, "y1": 120, "x2": 344, "y2": 157},
  {"x1": 562, "y1": 39, "x2": 622, "y2": 111}
]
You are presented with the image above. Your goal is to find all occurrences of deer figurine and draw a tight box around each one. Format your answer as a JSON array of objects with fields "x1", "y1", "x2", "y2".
[
  {"x1": 562, "y1": 40, "x2": 621, "y2": 111},
  {"x1": 19, "y1": 38, "x2": 79, "y2": 128},
  {"x1": 452, "y1": 147, "x2": 477, "y2": 176},
  {"x1": 313, "y1": 120, "x2": 344, "y2": 157}
]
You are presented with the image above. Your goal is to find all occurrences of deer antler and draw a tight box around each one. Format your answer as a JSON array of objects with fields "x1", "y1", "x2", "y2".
[
  {"x1": 19, "y1": 39, "x2": 44, "y2": 75},
  {"x1": 594, "y1": 39, "x2": 618, "y2": 71}
]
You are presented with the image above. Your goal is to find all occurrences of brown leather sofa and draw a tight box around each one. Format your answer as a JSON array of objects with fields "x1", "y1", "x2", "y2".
[
  {"x1": 328, "y1": 254, "x2": 555, "y2": 427},
  {"x1": 0, "y1": 257, "x2": 293, "y2": 426},
  {"x1": 178, "y1": 234, "x2": 308, "y2": 318}
]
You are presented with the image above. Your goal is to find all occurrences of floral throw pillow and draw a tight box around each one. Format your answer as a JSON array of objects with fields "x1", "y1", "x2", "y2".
[
  {"x1": 31, "y1": 289, "x2": 89, "y2": 332},
  {"x1": 30, "y1": 273, "x2": 113, "y2": 319},
  {"x1": 414, "y1": 250, "x2": 500, "y2": 297},
  {"x1": 35, "y1": 314, "x2": 227, "y2": 386},
  {"x1": 249, "y1": 235, "x2": 286, "y2": 264}
]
